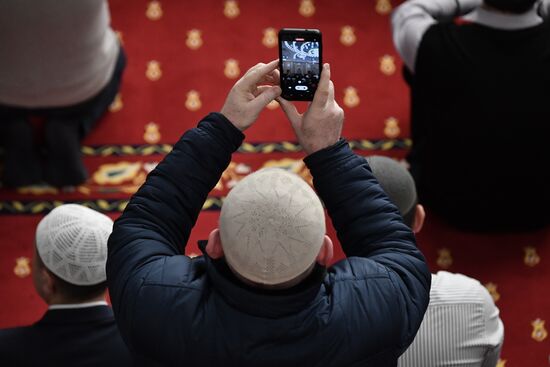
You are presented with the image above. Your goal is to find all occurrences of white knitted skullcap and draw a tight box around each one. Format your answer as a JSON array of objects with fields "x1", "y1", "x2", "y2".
[
  {"x1": 220, "y1": 168, "x2": 325, "y2": 286},
  {"x1": 35, "y1": 204, "x2": 113, "y2": 286}
]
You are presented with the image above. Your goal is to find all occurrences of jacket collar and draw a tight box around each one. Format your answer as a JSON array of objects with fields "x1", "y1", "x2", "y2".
[
  {"x1": 37, "y1": 305, "x2": 114, "y2": 325},
  {"x1": 198, "y1": 240, "x2": 327, "y2": 318}
]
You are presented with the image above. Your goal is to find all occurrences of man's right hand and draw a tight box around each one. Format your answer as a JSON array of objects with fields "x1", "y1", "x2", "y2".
[{"x1": 277, "y1": 63, "x2": 344, "y2": 155}]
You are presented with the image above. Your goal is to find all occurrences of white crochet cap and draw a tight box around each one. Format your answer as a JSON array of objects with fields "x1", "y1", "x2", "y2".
[
  {"x1": 35, "y1": 204, "x2": 113, "y2": 286},
  {"x1": 220, "y1": 168, "x2": 325, "y2": 286}
]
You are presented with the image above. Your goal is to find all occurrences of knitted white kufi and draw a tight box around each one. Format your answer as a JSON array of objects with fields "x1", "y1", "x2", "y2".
[
  {"x1": 35, "y1": 204, "x2": 113, "y2": 286},
  {"x1": 220, "y1": 168, "x2": 325, "y2": 285}
]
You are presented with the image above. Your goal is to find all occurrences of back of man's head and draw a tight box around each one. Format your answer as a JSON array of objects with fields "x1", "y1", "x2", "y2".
[
  {"x1": 484, "y1": 0, "x2": 538, "y2": 13},
  {"x1": 219, "y1": 168, "x2": 325, "y2": 288},
  {"x1": 35, "y1": 204, "x2": 113, "y2": 302},
  {"x1": 366, "y1": 156, "x2": 418, "y2": 228}
]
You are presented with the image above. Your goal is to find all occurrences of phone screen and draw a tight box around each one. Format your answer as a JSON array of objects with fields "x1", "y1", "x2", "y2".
[{"x1": 279, "y1": 29, "x2": 321, "y2": 101}]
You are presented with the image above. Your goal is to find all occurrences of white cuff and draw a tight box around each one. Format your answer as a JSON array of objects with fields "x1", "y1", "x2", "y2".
[{"x1": 538, "y1": 0, "x2": 550, "y2": 18}]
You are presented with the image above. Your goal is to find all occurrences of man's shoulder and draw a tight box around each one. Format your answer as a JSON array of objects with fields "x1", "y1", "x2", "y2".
[
  {"x1": 429, "y1": 271, "x2": 491, "y2": 306},
  {"x1": 327, "y1": 258, "x2": 401, "y2": 305},
  {"x1": 329, "y1": 257, "x2": 391, "y2": 281},
  {"x1": 0, "y1": 322, "x2": 36, "y2": 339},
  {"x1": 0, "y1": 324, "x2": 36, "y2": 361},
  {"x1": 142, "y1": 254, "x2": 208, "y2": 287},
  {"x1": 421, "y1": 20, "x2": 477, "y2": 46}
]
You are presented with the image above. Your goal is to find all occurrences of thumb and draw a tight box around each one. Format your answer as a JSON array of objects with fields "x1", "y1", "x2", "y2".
[
  {"x1": 250, "y1": 85, "x2": 282, "y2": 110},
  {"x1": 312, "y1": 63, "x2": 331, "y2": 108}
]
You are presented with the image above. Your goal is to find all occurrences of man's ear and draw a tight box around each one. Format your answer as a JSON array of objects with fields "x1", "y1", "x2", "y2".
[
  {"x1": 37, "y1": 268, "x2": 56, "y2": 304},
  {"x1": 32, "y1": 249, "x2": 56, "y2": 304},
  {"x1": 205, "y1": 229, "x2": 224, "y2": 259},
  {"x1": 316, "y1": 235, "x2": 334, "y2": 266},
  {"x1": 412, "y1": 204, "x2": 426, "y2": 234}
]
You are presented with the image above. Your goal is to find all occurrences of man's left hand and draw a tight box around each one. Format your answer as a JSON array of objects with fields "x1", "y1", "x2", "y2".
[{"x1": 221, "y1": 60, "x2": 282, "y2": 131}]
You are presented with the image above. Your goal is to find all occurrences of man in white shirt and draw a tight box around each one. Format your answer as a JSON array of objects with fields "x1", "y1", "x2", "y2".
[
  {"x1": 391, "y1": 0, "x2": 550, "y2": 231},
  {"x1": 0, "y1": 204, "x2": 134, "y2": 366},
  {"x1": 366, "y1": 156, "x2": 505, "y2": 367},
  {"x1": 0, "y1": 0, "x2": 125, "y2": 188}
]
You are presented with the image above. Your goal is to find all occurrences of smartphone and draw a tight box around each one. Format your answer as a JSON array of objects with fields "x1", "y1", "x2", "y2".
[{"x1": 279, "y1": 28, "x2": 322, "y2": 101}]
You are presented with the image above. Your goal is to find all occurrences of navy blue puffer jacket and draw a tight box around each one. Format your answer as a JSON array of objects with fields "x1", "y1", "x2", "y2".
[{"x1": 107, "y1": 113, "x2": 431, "y2": 367}]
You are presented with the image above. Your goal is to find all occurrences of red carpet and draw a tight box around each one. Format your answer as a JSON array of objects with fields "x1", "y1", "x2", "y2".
[{"x1": 0, "y1": 1, "x2": 548, "y2": 365}]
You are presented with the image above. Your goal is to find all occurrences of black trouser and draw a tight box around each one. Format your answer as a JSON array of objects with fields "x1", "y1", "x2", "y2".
[{"x1": 0, "y1": 47, "x2": 126, "y2": 187}]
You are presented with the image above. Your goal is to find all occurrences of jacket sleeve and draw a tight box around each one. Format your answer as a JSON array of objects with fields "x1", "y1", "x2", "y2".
[
  {"x1": 304, "y1": 140, "x2": 431, "y2": 354},
  {"x1": 106, "y1": 113, "x2": 244, "y2": 352}
]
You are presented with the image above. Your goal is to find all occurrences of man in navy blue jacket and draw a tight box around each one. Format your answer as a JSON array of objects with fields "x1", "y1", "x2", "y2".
[{"x1": 107, "y1": 60, "x2": 431, "y2": 366}]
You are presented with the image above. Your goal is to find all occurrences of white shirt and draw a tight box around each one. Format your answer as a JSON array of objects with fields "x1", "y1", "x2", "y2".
[
  {"x1": 398, "y1": 271, "x2": 504, "y2": 367},
  {"x1": 0, "y1": 0, "x2": 119, "y2": 108},
  {"x1": 391, "y1": 0, "x2": 548, "y2": 72},
  {"x1": 48, "y1": 301, "x2": 108, "y2": 311}
]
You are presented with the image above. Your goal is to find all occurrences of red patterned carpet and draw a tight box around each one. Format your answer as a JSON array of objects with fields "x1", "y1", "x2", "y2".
[{"x1": 0, "y1": 1, "x2": 548, "y2": 365}]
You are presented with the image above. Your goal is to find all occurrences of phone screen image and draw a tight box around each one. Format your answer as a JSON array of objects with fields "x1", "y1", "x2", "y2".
[{"x1": 279, "y1": 30, "x2": 321, "y2": 101}]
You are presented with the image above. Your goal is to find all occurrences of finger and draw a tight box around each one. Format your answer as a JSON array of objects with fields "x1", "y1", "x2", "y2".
[
  {"x1": 312, "y1": 63, "x2": 331, "y2": 108},
  {"x1": 258, "y1": 72, "x2": 278, "y2": 85},
  {"x1": 264, "y1": 69, "x2": 281, "y2": 84},
  {"x1": 276, "y1": 97, "x2": 302, "y2": 126},
  {"x1": 239, "y1": 62, "x2": 267, "y2": 87},
  {"x1": 240, "y1": 59, "x2": 279, "y2": 87},
  {"x1": 271, "y1": 69, "x2": 280, "y2": 85},
  {"x1": 253, "y1": 85, "x2": 273, "y2": 97},
  {"x1": 250, "y1": 85, "x2": 282, "y2": 110}
]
